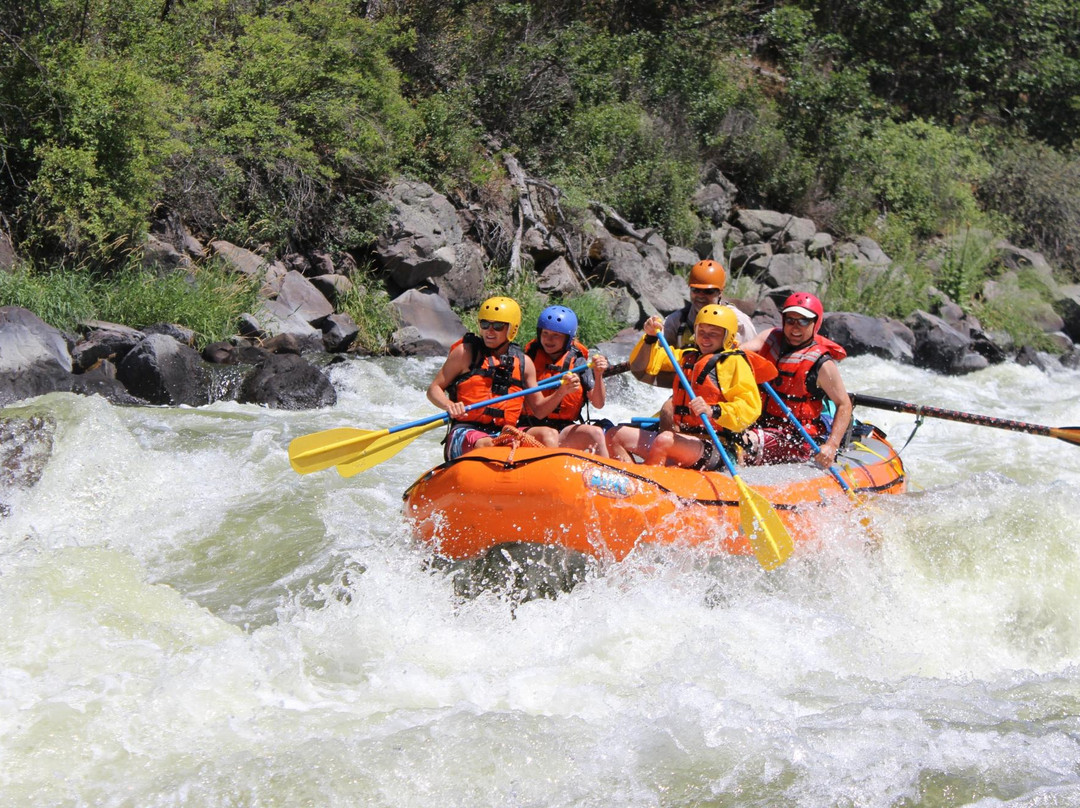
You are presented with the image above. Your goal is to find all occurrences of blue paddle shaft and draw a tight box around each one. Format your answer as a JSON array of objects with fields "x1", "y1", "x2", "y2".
[
  {"x1": 656, "y1": 333, "x2": 739, "y2": 478},
  {"x1": 389, "y1": 362, "x2": 590, "y2": 436}
]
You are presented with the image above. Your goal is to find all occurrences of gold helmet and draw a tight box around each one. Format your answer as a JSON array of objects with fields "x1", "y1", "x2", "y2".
[
  {"x1": 688, "y1": 259, "x2": 727, "y2": 290},
  {"x1": 477, "y1": 296, "x2": 521, "y2": 340},
  {"x1": 695, "y1": 304, "x2": 737, "y2": 350}
]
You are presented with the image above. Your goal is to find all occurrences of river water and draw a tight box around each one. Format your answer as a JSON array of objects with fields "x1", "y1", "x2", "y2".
[{"x1": 2, "y1": 354, "x2": 1079, "y2": 807}]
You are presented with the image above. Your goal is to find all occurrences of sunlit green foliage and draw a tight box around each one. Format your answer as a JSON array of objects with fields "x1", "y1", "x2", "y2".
[
  {"x1": 2, "y1": 0, "x2": 1080, "y2": 337},
  {"x1": 0, "y1": 261, "x2": 258, "y2": 345},
  {"x1": 979, "y1": 139, "x2": 1080, "y2": 278},
  {"x1": 832, "y1": 119, "x2": 991, "y2": 255},
  {"x1": 171, "y1": 1, "x2": 415, "y2": 250}
]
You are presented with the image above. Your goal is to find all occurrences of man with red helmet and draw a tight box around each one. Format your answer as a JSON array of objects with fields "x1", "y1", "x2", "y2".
[{"x1": 740, "y1": 292, "x2": 852, "y2": 467}]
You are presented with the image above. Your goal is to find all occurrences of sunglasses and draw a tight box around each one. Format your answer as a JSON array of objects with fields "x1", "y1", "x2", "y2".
[
  {"x1": 783, "y1": 316, "x2": 816, "y2": 327},
  {"x1": 478, "y1": 320, "x2": 508, "y2": 332}
]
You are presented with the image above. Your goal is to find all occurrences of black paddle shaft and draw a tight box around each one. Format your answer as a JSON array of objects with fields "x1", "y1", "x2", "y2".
[{"x1": 851, "y1": 393, "x2": 1080, "y2": 445}]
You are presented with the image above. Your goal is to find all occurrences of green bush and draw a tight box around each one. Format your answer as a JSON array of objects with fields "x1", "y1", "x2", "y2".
[
  {"x1": 336, "y1": 267, "x2": 398, "y2": 355},
  {"x1": 978, "y1": 139, "x2": 1080, "y2": 279},
  {"x1": 0, "y1": 267, "x2": 98, "y2": 331},
  {"x1": 0, "y1": 262, "x2": 258, "y2": 346},
  {"x1": 833, "y1": 119, "x2": 990, "y2": 253},
  {"x1": 552, "y1": 101, "x2": 700, "y2": 244},
  {"x1": 17, "y1": 49, "x2": 183, "y2": 263},
  {"x1": 823, "y1": 255, "x2": 933, "y2": 319},
  {"x1": 169, "y1": 2, "x2": 415, "y2": 251},
  {"x1": 95, "y1": 264, "x2": 259, "y2": 345},
  {"x1": 935, "y1": 227, "x2": 998, "y2": 310}
]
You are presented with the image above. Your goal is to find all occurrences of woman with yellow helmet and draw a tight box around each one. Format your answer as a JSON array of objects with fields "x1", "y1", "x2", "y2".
[
  {"x1": 607, "y1": 304, "x2": 762, "y2": 469},
  {"x1": 427, "y1": 296, "x2": 577, "y2": 460}
]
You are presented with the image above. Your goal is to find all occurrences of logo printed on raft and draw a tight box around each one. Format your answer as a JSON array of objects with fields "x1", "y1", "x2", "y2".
[{"x1": 582, "y1": 466, "x2": 635, "y2": 499}]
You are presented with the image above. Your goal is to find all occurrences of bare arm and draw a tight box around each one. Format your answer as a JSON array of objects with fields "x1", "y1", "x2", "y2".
[
  {"x1": 588, "y1": 353, "x2": 607, "y2": 408},
  {"x1": 816, "y1": 360, "x2": 852, "y2": 467},
  {"x1": 739, "y1": 328, "x2": 773, "y2": 354},
  {"x1": 427, "y1": 344, "x2": 472, "y2": 419}
]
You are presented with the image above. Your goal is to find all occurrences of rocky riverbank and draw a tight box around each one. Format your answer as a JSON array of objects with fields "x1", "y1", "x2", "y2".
[{"x1": 5, "y1": 174, "x2": 1080, "y2": 411}]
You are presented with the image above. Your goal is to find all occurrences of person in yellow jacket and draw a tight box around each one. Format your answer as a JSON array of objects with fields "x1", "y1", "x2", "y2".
[
  {"x1": 607, "y1": 305, "x2": 762, "y2": 469},
  {"x1": 628, "y1": 259, "x2": 756, "y2": 387}
]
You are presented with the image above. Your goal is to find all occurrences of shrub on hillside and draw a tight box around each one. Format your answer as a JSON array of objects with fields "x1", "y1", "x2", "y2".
[
  {"x1": 832, "y1": 119, "x2": 990, "y2": 254},
  {"x1": 978, "y1": 140, "x2": 1080, "y2": 279}
]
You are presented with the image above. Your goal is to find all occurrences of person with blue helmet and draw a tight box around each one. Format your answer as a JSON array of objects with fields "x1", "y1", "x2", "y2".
[{"x1": 520, "y1": 304, "x2": 611, "y2": 456}]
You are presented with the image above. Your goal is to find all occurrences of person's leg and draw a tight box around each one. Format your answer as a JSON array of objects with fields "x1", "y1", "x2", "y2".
[
  {"x1": 448, "y1": 427, "x2": 498, "y2": 460},
  {"x1": 646, "y1": 431, "x2": 707, "y2": 467},
  {"x1": 524, "y1": 425, "x2": 560, "y2": 447},
  {"x1": 558, "y1": 424, "x2": 610, "y2": 457},
  {"x1": 606, "y1": 425, "x2": 659, "y2": 462}
]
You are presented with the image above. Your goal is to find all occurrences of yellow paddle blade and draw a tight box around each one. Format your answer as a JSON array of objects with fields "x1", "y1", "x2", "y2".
[
  {"x1": 336, "y1": 421, "x2": 443, "y2": 478},
  {"x1": 289, "y1": 427, "x2": 389, "y2": 474},
  {"x1": 734, "y1": 475, "x2": 795, "y2": 570}
]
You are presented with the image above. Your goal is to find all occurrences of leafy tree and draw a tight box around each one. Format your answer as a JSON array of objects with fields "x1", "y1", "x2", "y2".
[
  {"x1": 803, "y1": 0, "x2": 1080, "y2": 147},
  {"x1": 168, "y1": 0, "x2": 416, "y2": 251},
  {"x1": 979, "y1": 139, "x2": 1080, "y2": 277}
]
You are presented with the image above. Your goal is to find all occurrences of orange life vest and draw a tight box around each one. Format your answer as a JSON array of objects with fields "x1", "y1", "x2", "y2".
[
  {"x1": 446, "y1": 334, "x2": 527, "y2": 427},
  {"x1": 671, "y1": 349, "x2": 741, "y2": 436},
  {"x1": 521, "y1": 338, "x2": 591, "y2": 427},
  {"x1": 759, "y1": 331, "x2": 847, "y2": 436}
]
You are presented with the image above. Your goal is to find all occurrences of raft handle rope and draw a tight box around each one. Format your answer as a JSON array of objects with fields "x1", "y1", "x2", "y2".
[{"x1": 403, "y1": 448, "x2": 811, "y2": 511}]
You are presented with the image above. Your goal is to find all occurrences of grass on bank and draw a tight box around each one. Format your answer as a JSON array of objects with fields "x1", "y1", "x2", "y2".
[{"x1": 0, "y1": 262, "x2": 259, "y2": 347}]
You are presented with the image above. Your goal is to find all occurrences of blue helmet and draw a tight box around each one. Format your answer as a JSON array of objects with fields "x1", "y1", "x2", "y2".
[{"x1": 536, "y1": 305, "x2": 578, "y2": 340}]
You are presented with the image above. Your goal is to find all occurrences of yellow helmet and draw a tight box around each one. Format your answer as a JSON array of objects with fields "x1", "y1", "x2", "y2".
[
  {"x1": 477, "y1": 296, "x2": 521, "y2": 340},
  {"x1": 688, "y1": 259, "x2": 727, "y2": 290},
  {"x1": 695, "y1": 304, "x2": 737, "y2": 349}
]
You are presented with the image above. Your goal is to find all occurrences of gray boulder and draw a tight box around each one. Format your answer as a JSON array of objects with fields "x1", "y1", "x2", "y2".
[
  {"x1": 0, "y1": 307, "x2": 73, "y2": 406},
  {"x1": 587, "y1": 228, "x2": 685, "y2": 315},
  {"x1": 238, "y1": 353, "x2": 336, "y2": 409},
  {"x1": 71, "y1": 323, "x2": 145, "y2": 372},
  {"x1": 389, "y1": 288, "x2": 466, "y2": 356},
  {"x1": 116, "y1": 333, "x2": 210, "y2": 406},
  {"x1": 819, "y1": 313, "x2": 914, "y2": 364},
  {"x1": 377, "y1": 180, "x2": 463, "y2": 289},
  {"x1": 906, "y1": 310, "x2": 976, "y2": 374}
]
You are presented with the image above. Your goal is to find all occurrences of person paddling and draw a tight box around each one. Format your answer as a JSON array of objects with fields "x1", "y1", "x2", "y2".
[
  {"x1": 427, "y1": 296, "x2": 564, "y2": 460},
  {"x1": 519, "y1": 305, "x2": 611, "y2": 457},
  {"x1": 607, "y1": 305, "x2": 762, "y2": 468},
  {"x1": 628, "y1": 259, "x2": 756, "y2": 386},
  {"x1": 740, "y1": 292, "x2": 852, "y2": 468}
]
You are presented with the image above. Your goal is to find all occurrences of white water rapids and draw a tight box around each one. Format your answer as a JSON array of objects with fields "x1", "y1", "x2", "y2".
[{"x1": 2, "y1": 355, "x2": 1080, "y2": 807}]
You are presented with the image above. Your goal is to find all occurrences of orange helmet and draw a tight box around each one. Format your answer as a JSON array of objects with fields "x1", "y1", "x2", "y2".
[{"x1": 688, "y1": 259, "x2": 726, "y2": 290}]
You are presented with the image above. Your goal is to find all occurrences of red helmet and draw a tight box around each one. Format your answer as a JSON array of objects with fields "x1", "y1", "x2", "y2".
[{"x1": 781, "y1": 292, "x2": 824, "y2": 334}]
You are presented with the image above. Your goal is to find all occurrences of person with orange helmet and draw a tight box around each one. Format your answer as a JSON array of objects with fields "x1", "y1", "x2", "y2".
[
  {"x1": 607, "y1": 305, "x2": 762, "y2": 469},
  {"x1": 740, "y1": 292, "x2": 852, "y2": 467},
  {"x1": 669, "y1": 259, "x2": 756, "y2": 347},
  {"x1": 628, "y1": 258, "x2": 758, "y2": 432},
  {"x1": 427, "y1": 296, "x2": 574, "y2": 460}
]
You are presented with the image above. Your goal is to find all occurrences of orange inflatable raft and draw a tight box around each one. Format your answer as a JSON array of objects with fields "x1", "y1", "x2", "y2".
[{"x1": 403, "y1": 427, "x2": 905, "y2": 563}]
